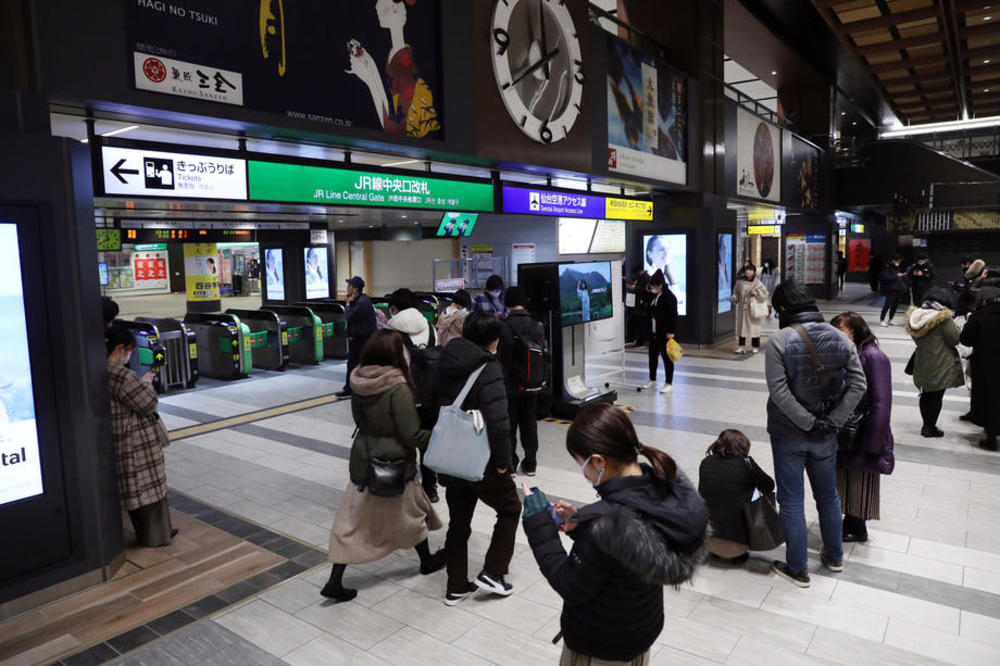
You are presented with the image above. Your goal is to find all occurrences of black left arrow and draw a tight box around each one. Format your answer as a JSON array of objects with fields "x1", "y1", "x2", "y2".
[{"x1": 110, "y1": 158, "x2": 139, "y2": 184}]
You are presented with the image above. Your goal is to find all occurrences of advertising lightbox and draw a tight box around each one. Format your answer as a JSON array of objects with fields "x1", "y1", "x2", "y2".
[
  {"x1": 264, "y1": 248, "x2": 286, "y2": 301},
  {"x1": 304, "y1": 247, "x2": 330, "y2": 300},
  {"x1": 642, "y1": 234, "x2": 687, "y2": 316}
]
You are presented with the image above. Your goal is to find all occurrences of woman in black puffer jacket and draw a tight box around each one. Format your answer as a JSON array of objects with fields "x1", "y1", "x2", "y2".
[{"x1": 521, "y1": 403, "x2": 709, "y2": 664}]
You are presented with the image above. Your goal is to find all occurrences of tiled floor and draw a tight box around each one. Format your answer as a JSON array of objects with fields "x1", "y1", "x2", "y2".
[{"x1": 48, "y1": 287, "x2": 1000, "y2": 664}]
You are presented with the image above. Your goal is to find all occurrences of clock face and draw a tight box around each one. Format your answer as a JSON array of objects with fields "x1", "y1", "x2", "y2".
[{"x1": 490, "y1": 0, "x2": 584, "y2": 144}]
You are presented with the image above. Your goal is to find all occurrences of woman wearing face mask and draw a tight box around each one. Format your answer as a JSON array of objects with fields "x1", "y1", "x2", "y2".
[
  {"x1": 521, "y1": 403, "x2": 708, "y2": 664},
  {"x1": 106, "y1": 325, "x2": 175, "y2": 548},
  {"x1": 644, "y1": 270, "x2": 678, "y2": 395},
  {"x1": 474, "y1": 275, "x2": 507, "y2": 317},
  {"x1": 436, "y1": 289, "x2": 471, "y2": 347},
  {"x1": 730, "y1": 263, "x2": 769, "y2": 354}
]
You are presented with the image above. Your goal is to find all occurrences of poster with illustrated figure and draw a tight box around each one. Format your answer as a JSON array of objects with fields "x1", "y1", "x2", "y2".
[
  {"x1": 0, "y1": 224, "x2": 44, "y2": 506},
  {"x1": 736, "y1": 108, "x2": 781, "y2": 202},
  {"x1": 125, "y1": 0, "x2": 443, "y2": 139}
]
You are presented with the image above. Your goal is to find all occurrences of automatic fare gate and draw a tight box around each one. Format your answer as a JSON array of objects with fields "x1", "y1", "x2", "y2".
[
  {"x1": 116, "y1": 319, "x2": 167, "y2": 392},
  {"x1": 225, "y1": 309, "x2": 289, "y2": 371},
  {"x1": 135, "y1": 317, "x2": 199, "y2": 391},
  {"x1": 294, "y1": 301, "x2": 348, "y2": 359},
  {"x1": 183, "y1": 312, "x2": 251, "y2": 379},
  {"x1": 260, "y1": 305, "x2": 328, "y2": 365}
]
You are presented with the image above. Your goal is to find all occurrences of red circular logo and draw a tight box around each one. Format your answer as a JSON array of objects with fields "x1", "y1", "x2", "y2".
[{"x1": 142, "y1": 57, "x2": 167, "y2": 83}]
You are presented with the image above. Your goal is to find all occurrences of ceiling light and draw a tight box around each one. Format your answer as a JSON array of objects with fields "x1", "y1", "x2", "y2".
[
  {"x1": 771, "y1": 71, "x2": 777, "y2": 75},
  {"x1": 987, "y1": 88, "x2": 992, "y2": 92},
  {"x1": 985, "y1": 15, "x2": 993, "y2": 20},
  {"x1": 101, "y1": 124, "x2": 140, "y2": 137},
  {"x1": 401, "y1": 215, "x2": 407, "y2": 218},
  {"x1": 880, "y1": 113, "x2": 1000, "y2": 137},
  {"x1": 382, "y1": 159, "x2": 420, "y2": 168},
  {"x1": 985, "y1": 59, "x2": 992, "y2": 64},
  {"x1": 852, "y1": 121, "x2": 857, "y2": 126},
  {"x1": 80, "y1": 138, "x2": 89, "y2": 144},
  {"x1": 841, "y1": 111, "x2": 846, "y2": 116}
]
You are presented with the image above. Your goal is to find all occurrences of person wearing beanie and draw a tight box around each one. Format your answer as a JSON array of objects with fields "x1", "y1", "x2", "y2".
[{"x1": 954, "y1": 258, "x2": 986, "y2": 318}]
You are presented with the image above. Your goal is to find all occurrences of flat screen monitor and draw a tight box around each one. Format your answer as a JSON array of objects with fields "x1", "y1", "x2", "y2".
[
  {"x1": 303, "y1": 246, "x2": 329, "y2": 300},
  {"x1": 436, "y1": 212, "x2": 478, "y2": 237},
  {"x1": 558, "y1": 262, "x2": 613, "y2": 326},
  {"x1": 642, "y1": 234, "x2": 687, "y2": 316},
  {"x1": 264, "y1": 248, "x2": 285, "y2": 301},
  {"x1": 98, "y1": 262, "x2": 109, "y2": 287},
  {"x1": 717, "y1": 234, "x2": 732, "y2": 314}
]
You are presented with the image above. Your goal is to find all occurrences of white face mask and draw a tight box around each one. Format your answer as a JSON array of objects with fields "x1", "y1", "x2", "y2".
[
  {"x1": 579, "y1": 455, "x2": 605, "y2": 487},
  {"x1": 489, "y1": 290, "x2": 502, "y2": 299}
]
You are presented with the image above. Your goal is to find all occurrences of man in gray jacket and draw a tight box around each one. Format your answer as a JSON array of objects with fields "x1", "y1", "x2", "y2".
[{"x1": 765, "y1": 281, "x2": 866, "y2": 588}]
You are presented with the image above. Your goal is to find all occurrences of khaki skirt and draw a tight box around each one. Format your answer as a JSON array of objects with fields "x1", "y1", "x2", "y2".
[
  {"x1": 328, "y1": 479, "x2": 442, "y2": 564},
  {"x1": 837, "y1": 468, "x2": 881, "y2": 521}
]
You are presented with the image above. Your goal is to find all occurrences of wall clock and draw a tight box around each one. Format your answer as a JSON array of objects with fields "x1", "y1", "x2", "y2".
[{"x1": 490, "y1": 0, "x2": 584, "y2": 144}]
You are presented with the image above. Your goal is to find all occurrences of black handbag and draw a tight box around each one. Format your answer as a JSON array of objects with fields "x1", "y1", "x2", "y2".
[
  {"x1": 904, "y1": 351, "x2": 916, "y2": 376},
  {"x1": 838, "y1": 409, "x2": 870, "y2": 452},
  {"x1": 366, "y1": 457, "x2": 407, "y2": 498},
  {"x1": 744, "y1": 490, "x2": 785, "y2": 551}
]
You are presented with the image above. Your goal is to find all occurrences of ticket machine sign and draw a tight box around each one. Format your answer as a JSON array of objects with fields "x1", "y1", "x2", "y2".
[{"x1": 100, "y1": 146, "x2": 248, "y2": 200}]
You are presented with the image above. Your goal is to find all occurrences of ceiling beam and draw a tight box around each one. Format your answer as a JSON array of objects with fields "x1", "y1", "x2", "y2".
[
  {"x1": 941, "y1": 0, "x2": 970, "y2": 119},
  {"x1": 855, "y1": 32, "x2": 948, "y2": 56},
  {"x1": 869, "y1": 52, "x2": 953, "y2": 74},
  {"x1": 835, "y1": 6, "x2": 940, "y2": 35},
  {"x1": 957, "y1": 22, "x2": 1000, "y2": 39},
  {"x1": 897, "y1": 99, "x2": 961, "y2": 112},
  {"x1": 878, "y1": 69, "x2": 951, "y2": 85}
]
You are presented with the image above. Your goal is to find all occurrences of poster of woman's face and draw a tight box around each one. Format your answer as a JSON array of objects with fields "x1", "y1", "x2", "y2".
[
  {"x1": 643, "y1": 234, "x2": 687, "y2": 315},
  {"x1": 265, "y1": 248, "x2": 285, "y2": 301},
  {"x1": 304, "y1": 247, "x2": 329, "y2": 300}
]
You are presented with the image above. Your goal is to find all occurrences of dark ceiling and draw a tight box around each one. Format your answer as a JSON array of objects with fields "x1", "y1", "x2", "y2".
[{"x1": 811, "y1": 0, "x2": 1000, "y2": 125}]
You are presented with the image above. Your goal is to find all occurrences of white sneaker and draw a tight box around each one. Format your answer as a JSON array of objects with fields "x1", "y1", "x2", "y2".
[
  {"x1": 751, "y1": 348, "x2": 760, "y2": 354},
  {"x1": 888, "y1": 319, "x2": 897, "y2": 326},
  {"x1": 880, "y1": 320, "x2": 889, "y2": 327},
  {"x1": 641, "y1": 380, "x2": 657, "y2": 389},
  {"x1": 659, "y1": 383, "x2": 673, "y2": 394},
  {"x1": 734, "y1": 348, "x2": 746, "y2": 355}
]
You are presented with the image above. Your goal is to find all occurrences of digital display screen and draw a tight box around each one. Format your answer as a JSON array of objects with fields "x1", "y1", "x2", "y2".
[
  {"x1": 718, "y1": 234, "x2": 733, "y2": 314},
  {"x1": 642, "y1": 234, "x2": 687, "y2": 316},
  {"x1": 98, "y1": 262, "x2": 109, "y2": 287},
  {"x1": 436, "y1": 213, "x2": 478, "y2": 237},
  {"x1": 304, "y1": 246, "x2": 329, "y2": 300},
  {"x1": 0, "y1": 223, "x2": 44, "y2": 506},
  {"x1": 264, "y1": 248, "x2": 285, "y2": 301},
  {"x1": 559, "y1": 262, "x2": 613, "y2": 327},
  {"x1": 558, "y1": 218, "x2": 596, "y2": 254}
]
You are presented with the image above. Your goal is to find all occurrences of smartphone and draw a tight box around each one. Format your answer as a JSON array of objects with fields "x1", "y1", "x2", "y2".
[{"x1": 530, "y1": 487, "x2": 564, "y2": 526}]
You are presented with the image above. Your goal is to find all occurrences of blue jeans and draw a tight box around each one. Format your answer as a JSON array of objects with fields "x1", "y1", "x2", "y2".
[{"x1": 771, "y1": 435, "x2": 843, "y2": 575}]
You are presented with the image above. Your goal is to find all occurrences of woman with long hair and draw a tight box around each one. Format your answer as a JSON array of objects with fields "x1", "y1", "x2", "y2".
[
  {"x1": 730, "y1": 263, "x2": 769, "y2": 354},
  {"x1": 830, "y1": 312, "x2": 895, "y2": 541},
  {"x1": 521, "y1": 403, "x2": 708, "y2": 664},
  {"x1": 322, "y1": 329, "x2": 445, "y2": 601}
]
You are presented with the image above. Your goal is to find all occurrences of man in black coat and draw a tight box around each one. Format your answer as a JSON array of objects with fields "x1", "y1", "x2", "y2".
[
  {"x1": 643, "y1": 270, "x2": 678, "y2": 394},
  {"x1": 906, "y1": 255, "x2": 936, "y2": 307},
  {"x1": 879, "y1": 256, "x2": 906, "y2": 326},
  {"x1": 960, "y1": 287, "x2": 1000, "y2": 451},
  {"x1": 335, "y1": 276, "x2": 377, "y2": 398}
]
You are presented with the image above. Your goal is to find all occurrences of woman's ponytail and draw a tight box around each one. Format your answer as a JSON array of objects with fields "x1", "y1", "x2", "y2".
[
  {"x1": 639, "y1": 445, "x2": 677, "y2": 481},
  {"x1": 567, "y1": 403, "x2": 678, "y2": 480}
]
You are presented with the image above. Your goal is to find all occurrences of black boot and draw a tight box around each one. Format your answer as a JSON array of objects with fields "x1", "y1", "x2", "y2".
[
  {"x1": 842, "y1": 514, "x2": 868, "y2": 542},
  {"x1": 979, "y1": 434, "x2": 999, "y2": 452},
  {"x1": 415, "y1": 539, "x2": 446, "y2": 575},
  {"x1": 320, "y1": 564, "x2": 357, "y2": 602}
]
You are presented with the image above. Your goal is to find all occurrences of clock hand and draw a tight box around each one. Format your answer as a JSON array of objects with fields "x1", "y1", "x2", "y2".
[
  {"x1": 510, "y1": 47, "x2": 560, "y2": 88},
  {"x1": 538, "y1": 0, "x2": 550, "y2": 80}
]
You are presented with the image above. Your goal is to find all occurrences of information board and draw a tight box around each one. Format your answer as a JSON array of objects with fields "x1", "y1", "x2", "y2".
[{"x1": 100, "y1": 146, "x2": 248, "y2": 200}]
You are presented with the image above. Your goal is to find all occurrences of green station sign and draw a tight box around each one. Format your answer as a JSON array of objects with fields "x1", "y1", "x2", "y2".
[{"x1": 248, "y1": 161, "x2": 495, "y2": 212}]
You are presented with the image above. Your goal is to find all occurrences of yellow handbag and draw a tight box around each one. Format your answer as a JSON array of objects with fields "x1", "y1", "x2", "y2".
[{"x1": 666, "y1": 338, "x2": 684, "y2": 362}]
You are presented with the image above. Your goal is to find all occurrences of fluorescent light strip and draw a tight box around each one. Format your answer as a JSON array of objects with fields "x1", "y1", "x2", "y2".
[
  {"x1": 381, "y1": 159, "x2": 420, "y2": 168},
  {"x1": 101, "y1": 124, "x2": 140, "y2": 137},
  {"x1": 880, "y1": 115, "x2": 1000, "y2": 138}
]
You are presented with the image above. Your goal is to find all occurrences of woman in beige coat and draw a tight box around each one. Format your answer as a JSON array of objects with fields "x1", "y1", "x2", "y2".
[
  {"x1": 106, "y1": 325, "x2": 174, "y2": 547},
  {"x1": 730, "y1": 264, "x2": 769, "y2": 354},
  {"x1": 436, "y1": 289, "x2": 471, "y2": 347}
]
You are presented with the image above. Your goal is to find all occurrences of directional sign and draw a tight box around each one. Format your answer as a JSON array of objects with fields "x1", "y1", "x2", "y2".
[{"x1": 100, "y1": 146, "x2": 248, "y2": 200}]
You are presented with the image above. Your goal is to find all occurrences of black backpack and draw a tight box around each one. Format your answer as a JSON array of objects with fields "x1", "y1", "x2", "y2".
[
  {"x1": 406, "y1": 328, "x2": 441, "y2": 425},
  {"x1": 510, "y1": 320, "x2": 551, "y2": 392}
]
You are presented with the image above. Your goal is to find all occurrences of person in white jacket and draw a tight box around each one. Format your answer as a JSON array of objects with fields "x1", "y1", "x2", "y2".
[{"x1": 387, "y1": 288, "x2": 436, "y2": 349}]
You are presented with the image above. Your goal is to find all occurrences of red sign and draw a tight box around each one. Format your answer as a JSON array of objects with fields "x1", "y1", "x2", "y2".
[{"x1": 848, "y1": 238, "x2": 871, "y2": 272}]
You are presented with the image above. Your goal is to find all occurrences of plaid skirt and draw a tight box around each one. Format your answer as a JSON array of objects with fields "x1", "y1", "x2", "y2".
[
  {"x1": 560, "y1": 647, "x2": 650, "y2": 666},
  {"x1": 837, "y1": 467, "x2": 881, "y2": 520}
]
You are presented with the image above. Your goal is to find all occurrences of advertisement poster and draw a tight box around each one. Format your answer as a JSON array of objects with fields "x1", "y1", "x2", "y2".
[
  {"x1": 184, "y1": 243, "x2": 220, "y2": 302},
  {"x1": 736, "y1": 108, "x2": 781, "y2": 202},
  {"x1": 0, "y1": 224, "x2": 44, "y2": 506},
  {"x1": 510, "y1": 243, "x2": 536, "y2": 280},
  {"x1": 717, "y1": 233, "x2": 733, "y2": 314},
  {"x1": 470, "y1": 244, "x2": 494, "y2": 287},
  {"x1": 125, "y1": 0, "x2": 443, "y2": 139},
  {"x1": 606, "y1": 35, "x2": 687, "y2": 184},
  {"x1": 131, "y1": 248, "x2": 169, "y2": 290},
  {"x1": 848, "y1": 238, "x2": 871, "y2": 273},
  {"x1": 559, "y1": 262, "x2": 613, "y2": 326},
  {"x1": 642, "y1": 234, "x2": 687, "y2": 316},
  {"x1": 304, "y1": 246, "x2": 329, "y2": 300},
  {"x1": 805, "y1": 233, "x2": 826, "y2": 284},
  {"x1": 264, "y1": 248, "x2": 285, "y2": 301},
  {"x1": 786, "y1": 233, "x2": 806, "y2": 283},
  {"x1": 786, "y1": 136, "x2": 820, "y2": 209}
]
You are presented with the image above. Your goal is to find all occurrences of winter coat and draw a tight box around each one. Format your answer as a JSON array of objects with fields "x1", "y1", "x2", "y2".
[
  {"x1": 904, "y1": 306, "x2": 964, "y2": 392},
  {"x1": 838, "y1": 340, "x2": 895, "y2": 475},
  {"x1": 345, "y1": 293, "x2": 377, "y2": 339},
  {"x1": 765, "y1": 310, "x2": 867, "y2": 440},
  {"x1": 906, "y1": 261, "x2": 935, "y2": 293},
  {"x1": 387, "y1": 307, "x2": 436, "y2": 348},
  {"x1": 880, "y1": 264, "x2": 905, "y2": 295},
  {"x1": 498, "y1": 309, "x2": 548, "y2": 393},
  {"x1": 698, "y1": 456, "x2": 774, "y2": 546},
  {"x1": 432, "y1": 337, "x2": 511, "y2": 480},
  {"x1": 436, "y1": 308, "x2": 468, "y2": 347},
  {"x1": 107, "y1": 363, "x2": 169, "y2": 511},
  {"x1": 523, "y1": 467, "x2": 709, "y2": 662},
  {"x1": 348, "y1": 366, "x2": 430, "y2": 485},
  {"x1": 646, "y1": 288, "x2": 678, "y2": 339},
  {"x1": 960, "y1": 301, "x2": 1000, "y2": 433},
  {"x1": 474, "y1": 292, "x2": 506, "y2": 316},
  {"x1": 733, "y1": 278, "x2": 768, "y2": 339}
]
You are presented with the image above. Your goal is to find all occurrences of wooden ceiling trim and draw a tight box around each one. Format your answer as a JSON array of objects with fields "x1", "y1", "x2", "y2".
[
  {"x1": 835, "y1": 6, "x2": 941, "y2": 35},
  {"x1": 855, "y1": 32, "x2": 952, "y2": 55}
]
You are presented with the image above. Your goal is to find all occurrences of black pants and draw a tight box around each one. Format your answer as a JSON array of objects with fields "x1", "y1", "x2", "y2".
[
  {"x1": 919, "y1": 390, "x2": 945, "y2": 428},
  {"x1": 880, "y1": 292, "x2": 901, "y2": 322},
  {"x1": 507, "y1": 392, "x2": 539, "y2": 470},
  {"x1": 912, "y1": 284, "x2": 930, "y2": 308},
  {"x1": 343, "y1": 335, "x2": 368, "y2": 391},
  {"x1": 838, "y1": 273, "x2": 845, "y2": 290},
  {"x1": 738, "y1": 336, "x2": 761, "y2": 349},
  {"x1": 444, "y1": 470, "x2": 521, "y2": 593},
  {"x1": 648, "y1": 333, "x2": 674, "y2": 384}
]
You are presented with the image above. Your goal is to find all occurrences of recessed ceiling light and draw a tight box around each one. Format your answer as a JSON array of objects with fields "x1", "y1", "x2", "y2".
[
  {"x1": 401, "y1": 215, "x2": 407, "y2": 218},
  {"x1": 771, "y1": 70, "x2": 777, "y2": 75},
  {"x1": 985, "y1": 15, "x2": 993, "y2": 20},
  {"x1": 987, "y1": 88, "x2": 992, "y2": 92},
  {"x1": 841, "y1": 111, "x2": 846, "y2": 116},
  {"x1": 337, "y1": 220, "x2": 344, "y2": 223},
  {"x1": 986, "y1": 59, "x2": 992, "y2": 64},
  {"x1": 101, "y1": 124, "x2": 140, "y2": 137},
  {"x1": 852, "y1": 121, "x2": 857, "y2": 125},
  {"x1": 368, "y1": 225, "x2": 374, "y2": 228}
]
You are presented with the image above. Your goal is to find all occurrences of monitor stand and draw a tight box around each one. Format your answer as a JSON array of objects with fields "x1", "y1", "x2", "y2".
[{"x1": 552, "y1": 322, "x2": 617, "y2": 419}]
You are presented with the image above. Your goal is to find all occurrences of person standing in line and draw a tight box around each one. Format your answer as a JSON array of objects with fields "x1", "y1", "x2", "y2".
[
  {"x1": 474, "y1": 274, "x2": 507, "y2": 316},
  {"x1": 498, "y1": 286, "x2": 548, "y2": 477},
  {"x1": 868, "y1": 254, "x2": 883, "y2": 293},
  {"x1": 102, "y1": 296, "x2": 119, "y2": 329},
  {"x1": 642, "y1": 270, "x2": 678, "y2": 395},
  {"x1": 521, "y1": 403, "x2": 708, "y2": 665},
  {"x1": 336, "y1": 276, "x2": 377, "y2": 398},
  {"x1": 698, "y1": 429, "x2": 775, "y2": 564},
  {"x1": 959, "y1": 287, "x2": 1000, "y2": 451},
  {"x1": 761, "y1": 259, "x2": 779, "y2": 318},
  {"x1": 906, "y1": 254, "x2": 936, "y2": 307},
  {"x1": 731, "y1": 263, "x2": 769, "y2": 354},
  {"x1": 436, "y1": 289, "x2": 471, "y2": 347},
  {"x1": 105, "y1": 325, "x2": 176, "y2": 548},
  {"x1": 904, "y1": 287, "x2": 964, "y2": 439},
  {"x1": 954, "y1": 258, "x2": 986, "y2": 319},
  {"x1": 765, "y1": 281, "x2": 866, "y2": 588},
  {"x1": 322, "y1": 330, "x2": 445, "y2": 602},
  {"x1": 836, "y1": 251, "x2": 847, "y2": 292},
  {"x1": 830, "y1": 312, "x2": 895, "y2": 542},
  {"x1": 879, "y1": 255, "x2": 906, "y2": 327},
  {"x1": 626, "y1": 266, "x2": 651, "y2": 348},
  {"x1": 433, "y1": 312, "x2": 521, "y2": 605}
]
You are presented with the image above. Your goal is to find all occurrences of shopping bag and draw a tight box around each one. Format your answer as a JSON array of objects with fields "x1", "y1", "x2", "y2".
[
  {"x1": 666, "y1": 338, "x2": 684, "y2": 363},
  {"x1": 743, "y1": 491, "x2": 785, "y2": 551},
  {"x1": 423, "y1": 364, "x2": 491, "y2": 482}
]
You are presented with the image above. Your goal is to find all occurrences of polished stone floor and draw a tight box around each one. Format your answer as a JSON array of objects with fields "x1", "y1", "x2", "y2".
[{"x1": 93, "y1": 287, "x2": 1000, "y2": 665}]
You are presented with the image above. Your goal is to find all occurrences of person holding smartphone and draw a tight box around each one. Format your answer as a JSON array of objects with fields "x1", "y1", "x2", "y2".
[{"x1": 520, "y1": 403, "x2": 708, "y2": 664}]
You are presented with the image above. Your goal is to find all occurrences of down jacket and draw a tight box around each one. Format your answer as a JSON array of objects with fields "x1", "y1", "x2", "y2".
[
  {"x1": 904, "y1": 306, "x2": 964, "y2": 392},
  {"x1": 959, "y1": 301, "x2": 1000, "y2": 433},
  {"x1": 523, "y1": 467, "x2": 709, "y2": 662},
  {"x1": 838, "y1": 339, "x2": 895, "y2": 475}
]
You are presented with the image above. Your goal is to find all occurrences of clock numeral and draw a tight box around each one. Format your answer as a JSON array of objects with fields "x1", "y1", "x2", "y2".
[
  {"x1": 520, "y1": 115, "x2": 527, "y2": 127},
  {"x1": 493, "y1": 28, "x2": 510, "y2": 57},
  {"x1": 574, "y1": 59, "x2": 585, "y2": 85},
  {"x1": 539, "y1": 119, "x2": 553, "y2": 144}
]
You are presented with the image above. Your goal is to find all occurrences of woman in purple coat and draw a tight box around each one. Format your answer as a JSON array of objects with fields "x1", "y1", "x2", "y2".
[{"x1": 831, "y1": 312, "x2": 895, "y2": 542}]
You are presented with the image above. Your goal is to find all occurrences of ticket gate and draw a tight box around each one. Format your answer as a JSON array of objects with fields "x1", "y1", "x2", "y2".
[
  {"x1": 259, "y1": 305, "x2": 326, "y2": 365},
  {"x1": 225, "y1": 308, "x2": 290, "y2": 371},
  {"x1": 294, "y1": 301, "x2": 348, "y2": 359},
  {"x1": 116, "y1": 319, "x2": 167, "y2": 392},
  {"x1": 414, "y1": 293, "x2": 441, "y2": 327},
  {"x1": 135, "y1": 317, "x2": 199, "y2": 391},
  {"x1": 182, "y1": 312, "x2": 251, "y2": 379}
]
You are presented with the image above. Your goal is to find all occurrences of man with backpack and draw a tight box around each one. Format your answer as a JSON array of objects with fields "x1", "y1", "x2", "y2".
[
  {"x1": 765, "y1": 280, "x2": 866, "y2": 588},
  {"x1": 498, "y1": 286, "x2": 550, "y2": 476}
]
